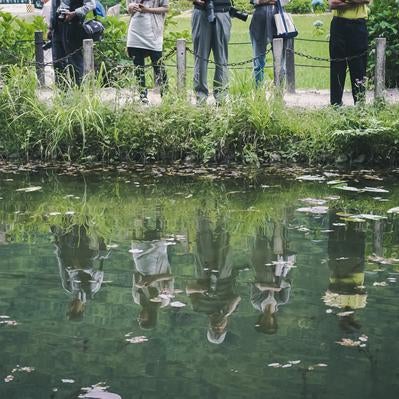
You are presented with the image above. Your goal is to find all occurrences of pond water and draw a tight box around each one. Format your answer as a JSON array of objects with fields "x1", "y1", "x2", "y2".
[{"x1": 0, "y1": 165, "x2": 398, "y2": 399}]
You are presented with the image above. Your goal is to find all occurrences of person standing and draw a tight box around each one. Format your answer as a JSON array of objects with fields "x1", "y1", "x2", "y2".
[
  {"x1": 249, "y1": 0, "x2": 289, "y2": 86},
  {"x1": 48, "y1": 0, "x2": 96, "y2": 85},
  {"x1": 127, "y1": 0, "x2": 169, "y2": 104},
  {"x1": 192, "y1": 0, "x2": 232, "y2": 104},
  {"x1": 329, "y1": 0, "x2": 369, "y2": 105}
]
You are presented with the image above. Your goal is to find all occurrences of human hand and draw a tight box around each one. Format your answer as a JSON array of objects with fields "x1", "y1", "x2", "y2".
[
  {"x1": 128, "y1": 3, "x2": 141, "y2": 13},
  {"x1": 47, "y1": 29, "x2": 52, "y2": 41},
  {"x1": 138, "y1": 4, "x2": 149, "y2": 12},
  {"x1": 64, "y1": 11, "x2": 76, "y2": 22}
]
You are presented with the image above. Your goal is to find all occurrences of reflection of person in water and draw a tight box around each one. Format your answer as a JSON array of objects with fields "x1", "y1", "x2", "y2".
[
  {"x1": 250, "y1": 220, "x2": 296, "y2": 334},
  {"x1": 323, "y1": 212, "x2": 367, "y2": 333},
  {"x1": 53, "y1": 224, "x2": 109, "y2": 321},
  {"x1": 186, "y1": 213, "x2": 241, "y2": 344},
  {"x1": 131, "y1": 213, "x2": 174, "y2": 330}
]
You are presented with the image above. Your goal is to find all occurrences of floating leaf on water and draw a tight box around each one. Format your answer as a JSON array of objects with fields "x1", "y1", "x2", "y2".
[
  {"x1": 334, "y1": 186, "x2": 361, "y2": 192},
  {"x1": 341, "y1": 217, "x2": 366, "y2": 223},
  {"x1": 170, "y1": 301, "x2": 186, "y2": 308},
  {"x1": 4, "y1": 375, "x2": 14, "y2": 383},
  {"x1": 126, "y1": 336, "x2": 148, "y2": 344},
  {"x1": 308, "y1": 366, "x2": 314, "y2": 371},
  {"x1": 387, "y1": 207, "x2": 399, "y2": 214},
  {"x1": 356, "y1": 214, "x2": 387, "y2": 221},
  {"x1": 268, "y1": 363, "x2": 281, "y2": 368},
  {"x1": 373, "y1": 281, "x2": 388, "y2": 287},
  {"x1": 106, "y1": 244, "x2": 118, "y2": 249},
  {"x1": 48, "y1": 212, "x2": 62, "y2": 216},
  {"x1": 316, "y1": 363, "x2": 328, "y2": 367},
  {"x1": 336, "y1": 311, "x2": 354, "y2": 317},
  {"x1": 387, "y1": 277, "x2": 397, "y2": 283},
  {"x1": 359, "y1": 343, "x2": 367, "y2": 348},
  {"x1": 321, "y1": 229, "x2": 334, "y2": 233},
  {"x1": 149, "y1": 297, "x2": 163, "y2": 303},
  {"x1": 299, "y1": 198, "x2": 327, "y2": 206},
  {"x1": 288, "y1": 360, "x2": 301, "y2": 365},
  {"x1": 362, "y1": 187, "x2": 389, "y2": 193},
  {"x1": 326, "y1": 309, "x2": 333, "y2": 314},
  {"x1": 129, "y1": 248, "x2": 143, "y2": 254},
  {"x1": 296, "y1": 206, "x2": 329, "y2": 215},
  {"x1": 336, "y1": 338, "x2": 361, "y2": 347},
  {"x1": 81, "y1": 389, "x2": 122, "y2": 399},
  {"x1": 332, "y1": 223, "x2": 346, "y2": 227},
  {"x1": 368, "y1": 255, "x2": 399, "y2": 265},
  {"x1": 296, "y1": 175, "x2": 326, "y2": 182},
  {"x1": 16, "y1": 186, "x2": 42, "y2": 193},
  {"x1": 324, "y1": 195, "x2": 341, "y2": 200},
  {"x1": 327, "y1": 180, "x2": 347, "y2": 186},
  {"x1": 0, "y1": 315, "x2": 10, "y2": 319},
  {"x1": 185, "y1": 194, "x2": 193, "y2": 199},
  {"x1": 281, "y1": 364, "x2": 292, "y2": 368},
  {"x1": 359, "y1": 335, "x2": 368, "y2": 342},
  {"x1": 61, "y1": 379, "x2": 75, "y2": 384}
]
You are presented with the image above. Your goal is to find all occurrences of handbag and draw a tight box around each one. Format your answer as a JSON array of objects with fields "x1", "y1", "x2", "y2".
[
  {"x1": 273, "y1": 0, "x2": 298, "y2": 39},
  {"x1": 82, "y1": 19, "x2": 105, "y2": 42}
]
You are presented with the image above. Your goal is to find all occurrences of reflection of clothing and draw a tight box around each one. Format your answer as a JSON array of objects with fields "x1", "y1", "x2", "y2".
[
  {"x1": 131, "y1": 240, "x2": 174, "y2": 307},
  {"x1": 325, "y1": 212, "x2": 367, "y2": 309},
  {"x1": 54, "y1": 225, "x2": 107, "y2": 302},
  {"x1": 250, "y1": 280, "x2": 290, "y2": 312}
]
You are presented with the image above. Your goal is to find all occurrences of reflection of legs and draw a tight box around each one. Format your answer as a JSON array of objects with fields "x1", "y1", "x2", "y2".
[
  {"x1": 330, "y1": 18, "x2": 347, "y2": 106},
  {"x1": 212, "y1": 12, "x2": 231, "y2": 102},
  {"x1": 192, "y1": 9, "x2": 212, "y2": 103},
  {"x1": 150, "y1": 51, "x2": 168, "y2": 96}
]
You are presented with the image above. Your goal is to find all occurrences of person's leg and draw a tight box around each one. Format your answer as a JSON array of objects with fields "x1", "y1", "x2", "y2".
[
  {"x1": 149, "y1": 50, "x2": 168, "y2": 96},
  {"x1": 128, "y1": 47, "x2": 147, "y2": 101},
  {"x1": 192, "y1": 8, "x2": 212, "y2": 103},
  {"x1": 62, "y1": 22, "x2": 84, "y2": 85},
  {"x1": 347, "y1": 20, "x2": 368, "y2": 104},
  {"x1": 329, "y1": 17, "x2": 348, "y2": 106},
  {"x1": 212, "y1": 11, "x2": 231, "y2": 103},
  {"x1": 249, "y1": 8, "x2": 267, "y2": 86},
  {"x1": 52, "y1": 27, "x2": 67, "y2": 86}
]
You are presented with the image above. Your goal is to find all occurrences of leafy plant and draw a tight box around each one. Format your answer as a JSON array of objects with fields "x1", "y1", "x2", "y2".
[
  {"x1": 368, "y1": 0, "x2": 399, "y2": 88},
  {"x1": 285, "y1": 0, "x2": 313, "y2": 14}
]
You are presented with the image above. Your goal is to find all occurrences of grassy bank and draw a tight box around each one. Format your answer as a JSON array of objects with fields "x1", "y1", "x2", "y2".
[{"x1": 1, "y1": 67, "x2": 398, "y2": 166}]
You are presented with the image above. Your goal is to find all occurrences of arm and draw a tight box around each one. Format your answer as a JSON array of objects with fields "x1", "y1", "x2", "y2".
[
  {"x1": 139, "y1": 4, "x2": 169, "y2": 14},
  {"x1": 65, "y1": 0, "x2": 96, "y2": 21},
  {"x1": 329, "y1": 0, "x2": 350, "y2": 9}
]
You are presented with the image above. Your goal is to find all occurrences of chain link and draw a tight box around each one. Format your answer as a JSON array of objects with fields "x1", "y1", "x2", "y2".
[
  {"x1": 286, "y1": 47, "x2": 368, "y2": 63},
  {"x1": 186, "y1": 46, "x2": 271, "y2": 68}
]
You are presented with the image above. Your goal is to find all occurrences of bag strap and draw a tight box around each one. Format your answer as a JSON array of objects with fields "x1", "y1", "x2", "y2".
[{"x1": 275, "y1": 0, "x2": 289, "y2": 35}]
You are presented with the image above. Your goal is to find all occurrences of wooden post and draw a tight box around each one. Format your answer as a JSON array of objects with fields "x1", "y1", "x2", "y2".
[
  {"x1": 34, "y1": 31, "x2": 45, "y2": 87},
  {"x1": 83, "y1": 39, "x2": 95, "y2": 77},
  {"x1": 272, "y1": 38, "x2": 284, "y2": 89},
  {"x1": 286, "y1": 38, "x2": 295, "y2": 93},
  {"x1": 374, "y1": 37, "x2": 386, "y2": 101},
  {"x1": 176, "y1": 39, "x2": 186, "y2": 93}
]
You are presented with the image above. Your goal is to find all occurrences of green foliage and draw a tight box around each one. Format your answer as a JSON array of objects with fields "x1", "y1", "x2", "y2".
[
  {"x1": 0, "y1": 12, "x2": 46, "y2": 65},
  {"x1": 285, "y1": 0, "x2": 312, "y2": 14},
  {"x1": 368, "y1": 0, "x2": 399, "y2": 88},
  {"x1": 1, "y1": 68, "x2": 399, "y2": 166}
]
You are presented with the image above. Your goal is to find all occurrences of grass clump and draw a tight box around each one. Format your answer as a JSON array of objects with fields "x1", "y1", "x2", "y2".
[{"x1": 0, "y1": 67, "x2": 399, "y2": 166}]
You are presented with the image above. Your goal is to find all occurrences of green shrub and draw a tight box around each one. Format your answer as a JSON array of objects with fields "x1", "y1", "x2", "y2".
[
  {"x1": 285, "y1": 0, "x2": 312, "y2": 14},
  {"x1": 368, "y1": 0, "x2": 399, "y2": 88}
]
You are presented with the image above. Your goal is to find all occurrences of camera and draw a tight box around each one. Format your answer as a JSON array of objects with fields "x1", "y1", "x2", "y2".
[
  {"x1": 229, "y1": 6, "x2": 248, "y2": 22},
  {"x1": 42, "y1": 40, "x2": 52, "y2": 51},
  {"x1": 206, "y1": 0, "x2": 216, "y2": 23},
  {"x1": 56, "y1": 6, "x2": 70, "y2": 21}
]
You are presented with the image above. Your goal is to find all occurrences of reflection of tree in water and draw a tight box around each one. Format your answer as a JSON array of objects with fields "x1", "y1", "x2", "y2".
[
  {"x1": 250, "y1": 219, "x2": 296, "y2": 334},
  {"x1": 323, "y1": 212, "x2": 367, "y2": 333},
  {"x1": 131, "y1": 208, "x2": 174, "y2": 330},
  {"x1": 53, "y1": 223, "x2": 109, "y2": 321},
  {"x1": 187, "y1": 212, "x2": 241, "y2": 345}
]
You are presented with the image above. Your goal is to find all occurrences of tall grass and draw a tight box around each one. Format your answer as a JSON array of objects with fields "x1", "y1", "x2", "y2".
[{"x1": 0, "y1": 66, "x2": 399, "y2": 166}]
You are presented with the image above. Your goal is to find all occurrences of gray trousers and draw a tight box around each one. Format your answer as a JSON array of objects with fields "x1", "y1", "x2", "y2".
[{"x1": 192, "y1": 9, "x2": 231, "y2": 102}]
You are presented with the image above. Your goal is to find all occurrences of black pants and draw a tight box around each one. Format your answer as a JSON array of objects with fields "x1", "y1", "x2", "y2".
[
  {"x1": 52, "y1": 21, "x2": 84, "y2": 86},
  {"x1": 329, "y1": 17, "x2": 368, "y2": 106},
  {"x1": 127, "y1": 47, "x2": 168, "y2": 98}
]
